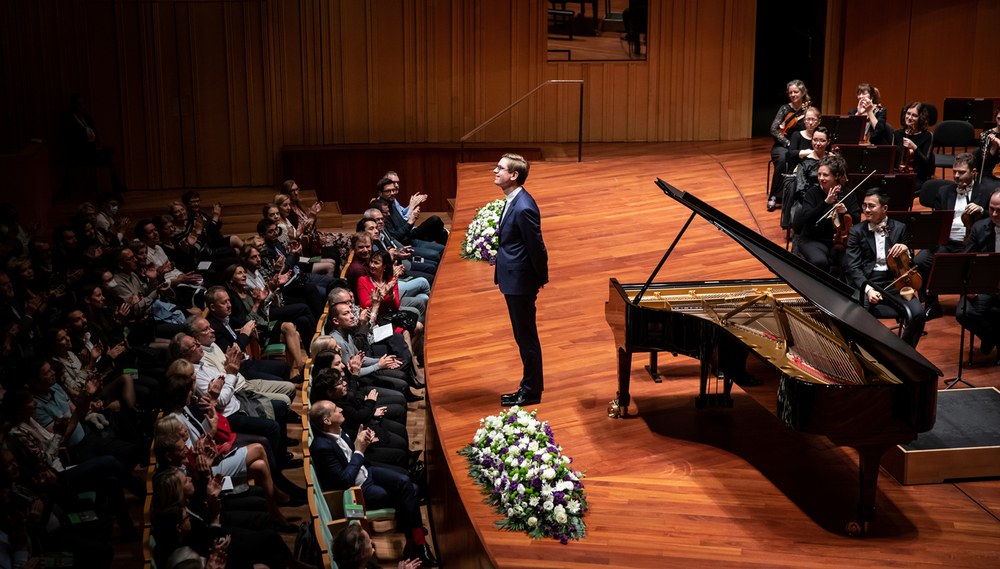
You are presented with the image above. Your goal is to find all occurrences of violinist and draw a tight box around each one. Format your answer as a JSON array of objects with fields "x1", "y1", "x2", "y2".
[
  {"x1": 913, "y1": 153, "x2": 991, "y2": 319},
  {"x1": 779, "y1": 108, "x2": 822, "y2": 224},
  {"x1": 768, "y1": 80, "x2": 810, "y2": 211},
  {"x1": 974, "y1": 106, "x2": 1000, "y2": 181},
  {"x1": 845, "y1": 188, "x2": 927, "y2": 348},
  {"x1": 847, "y1": 83, "x2": 890, "y2": 145},
  {"x1": 795, "y1": 154, "x2": 860, "y2": 275},
  {"x1": 957, "y1": 189, "x2": 1000, "y2": 365},
  {"x1": 893, "y1": 102, "x2": 935, "y2": 192}
]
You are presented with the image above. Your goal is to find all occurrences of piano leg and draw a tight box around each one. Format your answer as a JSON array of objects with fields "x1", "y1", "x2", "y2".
[
  {"x1": 696, "y1": 358, "x2": 711, "y2": 409},
  {"x1": 848, "y1": 444, "x2": 891, "y2": 536},
  {"x1": 645, "y1": 352, "x2": 662, "y2": 383},
  {"x1": 610, "y1": 348, "x2": 633, "y2": 418}
]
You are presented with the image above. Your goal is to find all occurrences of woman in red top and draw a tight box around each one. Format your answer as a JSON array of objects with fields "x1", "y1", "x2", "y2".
[{"x1": 357, "y1": 249, "x2": 424, "y2": 356}]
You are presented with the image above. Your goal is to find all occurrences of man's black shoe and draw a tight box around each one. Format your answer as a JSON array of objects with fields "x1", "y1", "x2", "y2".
[
  {"x1": 404, "y1": 389, "x2": 424, "y2": 402},
  {"x1": 286, "y1": 410, "x2": 301, "y2": 423},
  {"x1": 284, "y1": 436, "x2": 300, "y2": 447},
  {"x1": 925, "y1": 302, "x2": 943, "y2": 320},
  {"x1": 289, "y1": 374, "x2": 304, "y2": 384},
  {"x1": 980, "y1": 338, "x2": 996, "y2": 356},
  {"x1": 404, "y1": 544, "x2": 439, "y2": 568},
  {"x1": 501, "y1": 387, "x2": 526, "y2": 402},
  {"x1": 502, "y1": 390, "x2": 541, "y2": 407}
]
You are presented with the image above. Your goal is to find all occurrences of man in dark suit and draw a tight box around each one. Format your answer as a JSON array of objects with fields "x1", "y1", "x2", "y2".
[
  {"x1": 845, "y1": 188, "x2": 927, "y2": 347},
  {"x1": 914, "y1": 153, "x2": 991, "y2": 318},
  {"x1": 493, "y1": 153, "x2": 548, "y2": 407},
  {"x1": 376, "y1": 172, "x2": 449, "y2": 247},
  {"x1": 309, "y1": 400, "x2": 437, "y2": 567},
  {"x1": 957, "y1": 189, "x2": 1000, "y2": 364}
]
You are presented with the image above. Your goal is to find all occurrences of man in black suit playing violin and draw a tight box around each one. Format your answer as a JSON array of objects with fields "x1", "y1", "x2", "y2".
[{"x1": 845, "y1": 188, "x2": 927, "y2": 347}]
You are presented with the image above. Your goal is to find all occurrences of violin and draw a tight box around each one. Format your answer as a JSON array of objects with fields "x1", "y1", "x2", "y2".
[
  {"x1": 886, "y1": 249, "x2": 922, "y2": 301},
  {"x1": 779, "y1": 100, "x2": 812, "y2": 136},
  {"x1": 961, "y1": 209, "x2": 983, "y2": 246},
  {"x1": 831, "y1": 177, "x2": 853, "y2": 251}
]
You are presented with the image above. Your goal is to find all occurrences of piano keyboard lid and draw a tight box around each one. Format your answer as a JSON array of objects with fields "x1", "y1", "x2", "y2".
[{"x1": 655, "y1": 179, "x2": 942, "y2": 383}]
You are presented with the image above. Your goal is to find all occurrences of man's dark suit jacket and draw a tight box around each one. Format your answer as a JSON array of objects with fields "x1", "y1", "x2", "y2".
[
  {"x1": 261, "y1": 240, "x2": 299, "y2": 273},
  {"x1": 494, "y1": 189, "x2": 548, "y2": 296},
  {"x1": 936, "y1": 181, "x2": 993, "y2": 213},
  {"x1": 844, "y1": 218, "x2": 910, "y2": 291},
  {"x1": 964, "y1": 218, "x2": 998, "y2": 253},
  {"x1": 310, "y1": 429, "x2": 369, "y2": 492},
  {"x1": 207, "y1": 313, "x2": 251, "y2": 353}
]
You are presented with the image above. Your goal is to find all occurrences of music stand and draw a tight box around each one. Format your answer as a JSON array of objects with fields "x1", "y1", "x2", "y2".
[
  {"x1": 943, "y1": 97, "x2": 1000, "y2": 129},
  {"x1": 849, "y1": 173, "x2": 916, "y2": 210},
  {"x1": 819, "y1": 115, "x2": 867, "y2": 146},
  {"x1": 926, "y1": 253, "x2": 1000, "y2": 389},
  {"x1": 886, "y1": 210, "x2": 951, "y2": 251},
  {"x1": 837, "y1": 144, "x2": 897, "y2": 175}
]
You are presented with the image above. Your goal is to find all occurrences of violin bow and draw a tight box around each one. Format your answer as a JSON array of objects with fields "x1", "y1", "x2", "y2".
[{"x1": 817, "y1": 169, "x2": 878, "y2": 225}]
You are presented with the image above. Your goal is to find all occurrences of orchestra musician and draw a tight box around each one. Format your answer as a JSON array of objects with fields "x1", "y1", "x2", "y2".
[
  {"x1": 957, "y1": 189, "x2": 1000, "y2": 365},
  {"x1": 847, "y1": 83, "x2": 891, "y2": 145},
  {"x1": 894, "y1": 102, "x2": 935, "y2": 193},
  {"x1": 768, "y1": 80, "x2": 811, "y2": 211},
  {"x1": 913, "y1": 153, "x2": 992, "y2": 319},
  {"x1": 845, "y1": 188, "x2": 927, "y2": 348},
  {"x1": 975, "y1": 106, "x2": 1000, "y2": 181},
  {"x1": 780, "y1": 107, "x2": 822, "y2": 227},
  {"x1": 794, "y1": 154, "x2": 860, "y2": 275}
]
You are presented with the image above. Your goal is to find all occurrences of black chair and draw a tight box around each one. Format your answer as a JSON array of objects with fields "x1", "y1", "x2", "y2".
[
  {"x1": 931, "y1": 120, "x2": 976, "y2": 177},
  {"x1": 918, "y1": 178, "x2": 952, "y2": 210}
]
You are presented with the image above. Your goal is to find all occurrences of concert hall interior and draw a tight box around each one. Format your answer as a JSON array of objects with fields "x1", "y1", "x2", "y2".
[{"x1": 2, "y1": 1, "x2": 999, "y2": 568}]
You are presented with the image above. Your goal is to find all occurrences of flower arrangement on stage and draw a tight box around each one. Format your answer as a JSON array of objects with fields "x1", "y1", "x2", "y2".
[
  {"x1": 458, "y1": 406, "x2": 588, "y2": 544},
  {"x1": 460, "y1": 198, "x2": 505, "y2": 265}
]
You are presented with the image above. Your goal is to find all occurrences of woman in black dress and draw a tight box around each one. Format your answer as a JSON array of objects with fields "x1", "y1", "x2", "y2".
[
  {"x1": 796, "y1": 154, "x2": 861, "y2": 275},
  {"x1": 768, "y1": 80, "x2": 811, "y2": 211},
  {"x1": 894, "y1": 102, "x2": 935, "y2": 193}
]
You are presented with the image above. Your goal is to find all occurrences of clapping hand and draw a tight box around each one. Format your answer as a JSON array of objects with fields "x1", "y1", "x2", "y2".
[
  {"x1": 377, "y1": 354, "x2": 400, "y2": 370},
  {"x1": 274, "y1": 254, "x2": 285, "y2": 272},
  {"x1": 288, "y1": 240, "x2": 302, "y2": 255},
  {"x1": 108, "y1": 342, "x2": 126, "y2": 359},
  {"x1": 349, "y1": 353, "x2": 364, "y2": 375},
  {"x1": 114, "y1": 302, "x2": 131, "y2": 323},
  {"x1": 239, "y1": 320, "x2": 256, "y2": 338},
  {"x1": 224, "y1": 344, "x2": 242, "y2": 375},
  {"x1": 208, "y1": 376, "x2": 224, "y2": 400},
  {"x1": 365, "y1": 389, "x2": 378, "y2": 401},
  {"x1": 213, "y1": 202, "x2": 223, "y2": 218},
  {"x1": 374, "y1": 406, "x2": 387, "y2": 417},
  {"x1": 398, "y1": 558, "x2": 422, "y2": 569},
  {"x1": 309, "y1": 201, "x2": 323, "y2": 216},
  {"x1": 66, "y1": 269, "x2": 85, "y2": 284},
  {"x1": 90, "y1": 341, "x2": 105, "y2": 363},
  {"x1": 251, "y1": 287, "x2": 267, "y2": 303},
  {"x1": 144, "y1": 263, "x2": 158, "y2": 280}
]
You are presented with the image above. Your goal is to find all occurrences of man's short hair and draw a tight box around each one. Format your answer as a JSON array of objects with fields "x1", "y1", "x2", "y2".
[
  {"x1": 953, "y1": 152, "x2": 976, "y2": 171},
  {"x1": 370, "y1": 199, "x2": 391, "y2": 214},
  {"x1": 205, "y1": 286, "x2": 228, "y2": 308},
  {"x1": 52, "y1": 225, "x2": 73, "y2": 244},
  {"x1": 865, "y1": 187, "x2": 891, "y2": 207},
  {"x1": 376, "y1": 176, "x2": 394, "y2": 194},
  {"x1": 127, "y1": 241, "x2": 147, "y2": 256},
  {"x1": 502, "y1": 153, "x2": 529, "y2": 184},
  {"x1": 257, "y1": 218, "x2": 276, "y2": 236},
  {"x1": 351, "y1": 232, "x2": 371, "y2": 249},
  {"x1": 168, "y1": 332, "x2": 190, "y2": 361},
  {"x1": 115, "y1": 247, "x2": 132, "y2": 265},
  {"x1": 356, "y1": 218, "x2": 376, "y2": 233},
  {"x1": 331, "y1": 521, "x2": 369, "y2": 569},
  {"x1": 327, "y1": 287, "x2": 351, "y2": 307},
  {"x1": 309, "y1": 400, "x2": 334, "y2": 430},
  {"x1": 362, "y1": 207, "x2": 381, "y2": 220},
  {"x1": 181, "y1": 190, "x2": 200, "y2": 205},
  {"x1": 182, "y1": 314, "x2": 203, "y2": 336},
  {"x1": 134, "y1": 219, "x2": 154, "y2": 241}
]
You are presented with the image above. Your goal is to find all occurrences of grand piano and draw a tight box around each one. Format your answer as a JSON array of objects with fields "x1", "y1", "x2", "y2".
[{"x1": 605, "y1": 180, "x2": 941, "y2": 536}]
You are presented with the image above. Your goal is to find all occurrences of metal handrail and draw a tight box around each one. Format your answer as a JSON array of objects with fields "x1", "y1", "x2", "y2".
[{"x1": 460, "y1": 79, "x2": 584, "y2": 163}]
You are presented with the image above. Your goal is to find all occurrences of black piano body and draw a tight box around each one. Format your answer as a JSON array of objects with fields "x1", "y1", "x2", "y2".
[{"x1": 605, "y1": 180, "x2": 941, "y2": 536}]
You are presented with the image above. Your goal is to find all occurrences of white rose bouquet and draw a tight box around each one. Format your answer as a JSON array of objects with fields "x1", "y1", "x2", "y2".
[
  {"x1": 458, "y1": 406, "x2": 588, "y2": 544},
  {"x1": 460, "y1": 198, "x2": 505, "y2": 265}
]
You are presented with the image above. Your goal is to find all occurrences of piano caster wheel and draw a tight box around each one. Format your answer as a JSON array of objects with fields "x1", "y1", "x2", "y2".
[
  {"x1": 608, "y1": 400, "x2": 628, "y2": 418},
  {"x1": 846, "y1": 519, "x2": 866, "y2": 537}
]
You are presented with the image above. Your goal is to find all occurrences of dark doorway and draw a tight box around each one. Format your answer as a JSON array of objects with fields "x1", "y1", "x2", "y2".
[{"x1": 751, "y1": 1, "x2": 828, "y2": 138}]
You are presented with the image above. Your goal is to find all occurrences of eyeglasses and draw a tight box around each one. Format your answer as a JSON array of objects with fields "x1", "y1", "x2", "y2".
[{"x1": 494, "y1": 165, "x2": 508, "y2": 172}]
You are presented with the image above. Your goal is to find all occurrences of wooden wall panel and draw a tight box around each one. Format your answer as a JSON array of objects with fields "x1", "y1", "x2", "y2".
[{"x1": 840, "y1": 0, "x2": 1000, "y2": 129}]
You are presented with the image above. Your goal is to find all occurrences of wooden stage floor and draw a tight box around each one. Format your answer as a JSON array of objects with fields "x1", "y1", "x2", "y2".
[{"x1": 424, "y1": 140, "x2": 1000, "y2": 568}]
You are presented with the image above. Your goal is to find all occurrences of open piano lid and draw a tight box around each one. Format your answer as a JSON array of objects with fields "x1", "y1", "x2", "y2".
[{"x1": 655, "y1": 179, "x2": 942, "y2": 382}]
